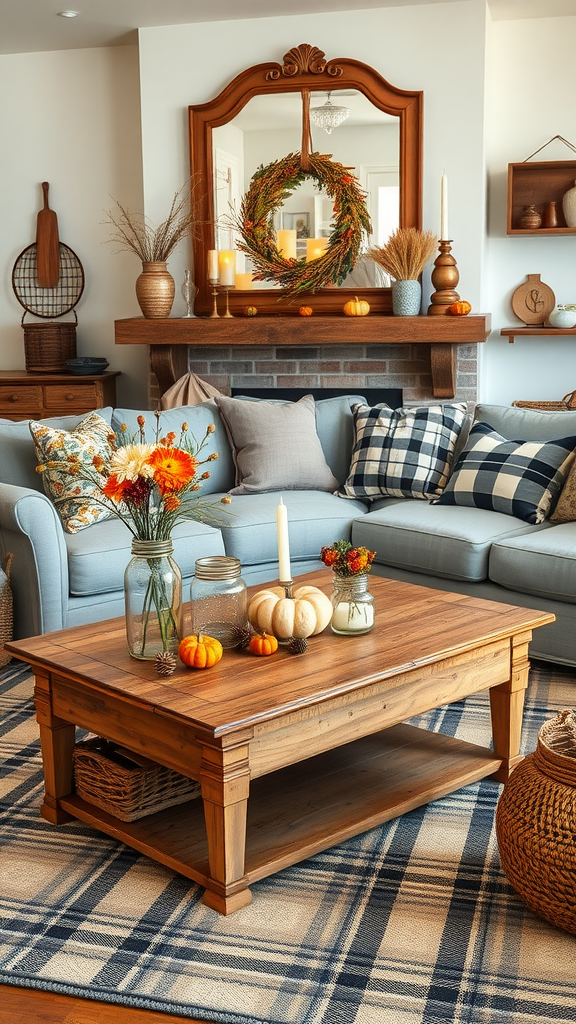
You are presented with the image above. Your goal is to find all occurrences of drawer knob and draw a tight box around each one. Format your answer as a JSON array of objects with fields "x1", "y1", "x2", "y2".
[
  {"x1": 9, "y1": 393, "x2": 18, "y2": 402},
  {"x1": 65, "y1": 393, "x2": 75, "y2": 400}
]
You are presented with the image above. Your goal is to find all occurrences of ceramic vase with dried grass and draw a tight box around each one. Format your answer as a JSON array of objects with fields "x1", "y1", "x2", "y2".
[{"x1": 135, "y1": 262, "x2": 176, "y2": 318}]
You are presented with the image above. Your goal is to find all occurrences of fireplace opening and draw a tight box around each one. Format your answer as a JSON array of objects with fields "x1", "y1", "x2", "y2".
[{"x1": 231, "y1": 387, "x2": 403, "y2": 407}]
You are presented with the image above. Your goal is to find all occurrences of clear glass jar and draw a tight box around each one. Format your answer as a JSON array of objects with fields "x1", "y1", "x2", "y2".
[
  {"x1": 330, "y1": 574, "x2": 374, "y2": 636},
  {"x1": 190, "y1": 556, "x2": 248, "y2": 648},
  {"x1": 124, "y1": 539, "x2": 182, "y2": 660}
]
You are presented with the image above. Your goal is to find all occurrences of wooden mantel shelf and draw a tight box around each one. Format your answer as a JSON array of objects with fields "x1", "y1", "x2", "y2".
[
  {"x1": 501, "y1": 325, "x2": 576, "y2": 343},
  {"x1": 115, "y1": 314, "x2": 491, "y2": 399}
]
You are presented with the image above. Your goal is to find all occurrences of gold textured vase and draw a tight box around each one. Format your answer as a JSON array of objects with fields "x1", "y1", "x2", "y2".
[{"x1": 135, "y1": 261, "x2": 175, "y2": 318}]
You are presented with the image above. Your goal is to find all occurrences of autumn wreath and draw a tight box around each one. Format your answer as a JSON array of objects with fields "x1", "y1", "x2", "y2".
[{"x1": 235, "y1": 151, "x2": 372, "y2": 297}]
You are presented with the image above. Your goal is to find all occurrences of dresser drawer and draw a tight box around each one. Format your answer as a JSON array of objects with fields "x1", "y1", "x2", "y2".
[
  {"x1": 43, "y1": 385, "x2": 98, "y2": 411},
  {"x1": 0, "y1": 385, "x2": 43, "y2": 414}
]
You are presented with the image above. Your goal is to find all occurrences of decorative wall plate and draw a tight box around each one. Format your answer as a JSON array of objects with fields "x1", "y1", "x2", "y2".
[{"x1": 512, "y1": 274, "x2": 555, "y2": 325}]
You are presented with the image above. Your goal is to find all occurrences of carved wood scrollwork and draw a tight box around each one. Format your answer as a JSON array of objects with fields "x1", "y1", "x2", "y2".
[{"x1": 265, "y1": 43, "x2": 343, "y2": 81}]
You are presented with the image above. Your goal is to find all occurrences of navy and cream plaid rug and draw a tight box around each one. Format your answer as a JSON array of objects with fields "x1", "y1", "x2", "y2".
[{"x1": 1, "y1": 658, "x2": 575, "y2": 1023}]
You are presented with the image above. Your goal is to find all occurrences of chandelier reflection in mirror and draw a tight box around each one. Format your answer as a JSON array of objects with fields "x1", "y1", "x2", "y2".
[{"x1": 310, "y1": 92, "x2": 350, "y2": 134}]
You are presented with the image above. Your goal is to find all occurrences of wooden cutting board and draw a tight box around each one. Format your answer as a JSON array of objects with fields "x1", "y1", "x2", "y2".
[
  {"x1": 36, "y1": 182, "x2": 60, "y2": 288},
  {"x1": 511, "y1": 274, "x2": 555, "y2": 325}
]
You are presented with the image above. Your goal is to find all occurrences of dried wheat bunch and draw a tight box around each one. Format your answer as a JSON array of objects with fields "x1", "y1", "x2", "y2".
[
  {"x1": 105, "y1": 179, "x2": 201, "y2": 263},
  {"x1": 367, "y1": 227, "x2": 437, "y2": 281}
]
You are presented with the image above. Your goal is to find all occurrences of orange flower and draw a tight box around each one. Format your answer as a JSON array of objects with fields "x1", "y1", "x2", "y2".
[
  {"x1": 163, "y1": 494, "x2": 181, "y2": 512},
  {"x1": 103, "y1": 473, "x2": 131, "y2": 503},
  {"x1": 150, "y1": 447, "x2": 197, "y2": 494}
]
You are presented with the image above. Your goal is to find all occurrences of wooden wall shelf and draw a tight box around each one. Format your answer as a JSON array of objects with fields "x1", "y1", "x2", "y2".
[
  {"x1": 507, "y1": 160, "x2": 576, "y2": 234},
  {"x1": 115, "y1": 314, "x2": 491, "y2": 400},
  {"x1": 500, "y1": 326, "x2": 576, "y2": 344}
]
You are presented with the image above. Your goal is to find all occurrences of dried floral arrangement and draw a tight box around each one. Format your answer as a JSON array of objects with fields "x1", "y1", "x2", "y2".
[
  {"x1": 233, "y1": 152, "x2": 372, "y2": 297},
  {"x1": 367, "y1": 227, "x2": 437, "y2": 281},
  {"x1": 105, "y1": 180, "x2": 200, "y2": 264}
]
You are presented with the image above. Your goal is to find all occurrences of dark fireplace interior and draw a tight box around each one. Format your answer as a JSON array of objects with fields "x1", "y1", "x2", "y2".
[{"x1": 231, "y1": 387, "x2": 403, "y2": 407}]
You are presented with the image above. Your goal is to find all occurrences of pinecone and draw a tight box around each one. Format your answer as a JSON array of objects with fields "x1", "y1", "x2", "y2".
[
  {"x1": 155, "y1": 650, "x2": 177, "y2": 676},
  {"x1": 287, "y1": 636, "x2": 308, "y2": 655},
  {"x1": 234, "y1": 626, "x2": 253, "y2": 651}
]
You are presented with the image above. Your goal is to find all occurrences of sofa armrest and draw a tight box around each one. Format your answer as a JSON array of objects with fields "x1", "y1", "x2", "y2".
[{"x1": 0, "y1": 483, "x2": 69, "y2": 639}]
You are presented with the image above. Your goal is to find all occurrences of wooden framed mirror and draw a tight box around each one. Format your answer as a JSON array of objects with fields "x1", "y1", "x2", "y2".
[{"x1": 189, "y1": 43, "x2": 422, "y2": 317}]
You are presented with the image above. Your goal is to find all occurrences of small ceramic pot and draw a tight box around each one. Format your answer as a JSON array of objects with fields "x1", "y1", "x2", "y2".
[
  {"x1": 548, "y1": 307, "x2": 576, "y2": 329},
  {"x1": 392, "y1": 279, "x2": 421, "y2": 316}
]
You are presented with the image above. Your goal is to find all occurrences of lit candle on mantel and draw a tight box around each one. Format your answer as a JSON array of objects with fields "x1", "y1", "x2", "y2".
[
  {"x1": 276, "y1": 229, "x2": 297, "y2": 260},
  {"x1": 276, "y1": 498, "x2": 291, "y2": 583},
  {"x1": 306, "y1": 237, "x2": 328, "y2": 261},
  {"x1": 234, "y1": 272, "x2": 253, "y2": 290},
  {"x1": 207, "y1": 250, "x2": 219, "y2": 281},
  {"x1": 218, "y1": 250, "x2": 236, "y2": 286},
  {"x1": 440, "y1": 172, "x2": 449, "y2": 241}
]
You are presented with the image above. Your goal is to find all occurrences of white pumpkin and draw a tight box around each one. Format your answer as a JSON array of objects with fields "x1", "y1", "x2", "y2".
[{"x1": 248, "y1": 585, "x2": 332, "y2": 640}]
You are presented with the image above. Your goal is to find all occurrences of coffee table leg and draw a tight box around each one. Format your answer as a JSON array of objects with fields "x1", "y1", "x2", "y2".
[
  {"x1": 489, "y1": 633, "x2": 531, "y2": 783},
  {"x1": 34, "y1": 671, "x2": 76, "y2": 824},
  {"x1": 199, "y1": 735, "x2": 252, "y2": 914}
]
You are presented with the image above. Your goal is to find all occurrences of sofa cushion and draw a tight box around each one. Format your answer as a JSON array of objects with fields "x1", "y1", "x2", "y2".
[
  {"x1": 30, "y1": 411, "x2": 116, "y2": 533},
  {"x1": 551, "y1": 459, "x2": 576, "y2": 522},
  {"x1": 475, "y1": 403, "x2": 576, "y2": 442},
  {"x1": 215, "y1": 394, "x2": 338, "y2": 495},
  {"x1": 111, "y1": 401, "x2": 234, "y2": 494},
  {"x1": 351, "y1": 498, "x2": 537, "y2": 582},
  {"x1": 0, "y1": 408, "x2": 113, "y2": 491},
  {"x1": 65, "y1": 516, "x2": 225, "y2": 597},
  {"x1": 489, "y1": 522, "x2": 576, "y2": 603},
  {"x1": 339, "y1": 403, "x2": 467, "y2": 501},
  {"x1": 203, "y1": 490, "x2": 368, "y2": 568},
  {"x1": 435, "y1": 421, "x2": 576, "y2": 524}
]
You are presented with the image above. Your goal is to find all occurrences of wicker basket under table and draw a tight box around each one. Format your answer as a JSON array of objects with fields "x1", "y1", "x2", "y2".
[
  {"x1": 73, "y1": 736, "x2": 201, "y2": 822},
  {"x1": 496, "y1": 710, "x2": 576, "y2": 934}
]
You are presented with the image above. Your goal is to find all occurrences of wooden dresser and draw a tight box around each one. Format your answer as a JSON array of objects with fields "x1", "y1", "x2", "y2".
[{"x1": 0, "y1": 371, "x2": 120, "y2": 422}]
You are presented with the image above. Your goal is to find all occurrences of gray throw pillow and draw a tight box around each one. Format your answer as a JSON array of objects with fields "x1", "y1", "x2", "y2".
[{"x1": 214, "y1": 394, "x2": 338, "y2": 495}]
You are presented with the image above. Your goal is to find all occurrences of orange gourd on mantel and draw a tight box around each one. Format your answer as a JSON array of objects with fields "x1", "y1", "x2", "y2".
[
  {"x1": 343, "y1": 296, "x2": 370, "y2": 317},
  {"x1": 299, "y1": 306, "x2": 313, "y2": 316},
  {"x1": 178, "y1": 633, "x2": 223, "y2": 669},
  {"x1": 448, "y1": 300, "x2": 472, "y2": 316}
]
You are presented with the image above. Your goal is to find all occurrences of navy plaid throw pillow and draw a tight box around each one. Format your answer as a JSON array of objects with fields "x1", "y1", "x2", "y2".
[
  {"x1": 339, "y1": 403, "x2": 468, "y2": 501},
  {"x1": 435, "y1": 421, "x2": 576, "y2": 523}
]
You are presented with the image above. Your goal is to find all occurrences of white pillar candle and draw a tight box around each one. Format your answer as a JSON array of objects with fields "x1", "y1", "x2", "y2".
[
  {"x1": 218, "y1": 250, "x2": 236, "y2": 286},
  {"x1": 306, "y1": 237, "x2": 328, "y2": 261},
  {"x1": 440, "y1": 173, "x2": 449, "y2": 240},
  {"x1": 276, "y1": 498, "x2": 291, "y2": 582},
  {"x1": 276, "y1": 229, "x2": 297, "y2": 260},
  {"x1": 207, "y1": 250, "x2": 219, "y2": 281},
  {"x1": 234, "y1": 273, "x2": 253, "y2": 290}
]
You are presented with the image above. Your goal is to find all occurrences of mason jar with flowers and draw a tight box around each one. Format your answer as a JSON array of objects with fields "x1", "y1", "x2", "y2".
[
  {"x1": 320, "y1": 540, "x2": 376, "y2": 636},
  {"x1": 36, "y1": 414, "x2": 230, "y2": 665}
]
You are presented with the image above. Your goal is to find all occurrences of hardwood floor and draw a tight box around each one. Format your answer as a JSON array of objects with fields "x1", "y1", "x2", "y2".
[{"x1": 0, "y1": 985, "x2": 206, "y2": 1023}]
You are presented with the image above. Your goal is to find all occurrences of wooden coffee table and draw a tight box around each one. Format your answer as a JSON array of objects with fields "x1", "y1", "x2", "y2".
[{"x1": 7, "y1": 572, "x2": 554, "y2": 915}]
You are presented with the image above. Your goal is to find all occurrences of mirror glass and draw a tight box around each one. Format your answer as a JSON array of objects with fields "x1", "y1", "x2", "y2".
[{"x1": 212, "y1": 90, "x2": 399, "y2": 290}]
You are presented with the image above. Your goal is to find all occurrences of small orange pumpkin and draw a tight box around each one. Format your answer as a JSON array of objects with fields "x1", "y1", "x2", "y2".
[
  {"x1": 448, "y1": 300, "x2": 472, "y2": 316},
  {"x1": 243, "y1": 306, "x2": 257, "y2": 316},
  {"x1": 248, "y1": 632, "x2": 279, "y2": 657},
  {"x1": 178, "y1": 633, "x2": 223, "y2": 669},
  {"x1": 299, "y1": 306, "x2": 313, "y2": 316},
  {"x1": 343, "y1": 296, "x2": 370, "y2": 317}
]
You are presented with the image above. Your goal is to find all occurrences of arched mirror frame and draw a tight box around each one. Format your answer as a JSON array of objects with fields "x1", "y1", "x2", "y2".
[{"x1": 189, "y1": 44, "x2": 423, "y2": 317}]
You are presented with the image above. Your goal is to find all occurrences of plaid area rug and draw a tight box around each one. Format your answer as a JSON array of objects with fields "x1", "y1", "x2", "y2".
[{"x1": 1, "y1": 659, "x2": 575, "y2": 1024}]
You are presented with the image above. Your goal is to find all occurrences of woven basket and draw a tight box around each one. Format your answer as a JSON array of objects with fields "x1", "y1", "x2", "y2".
[
  {"x1": 22, "y1": 312, "x2": 77, "y2": 373},
  {"x1": 0, "y1": 554, "x2": 14, "y2": 669},
  {"x1": 513, "y1": 390, "x2": 576, "y2": 411},
  {"x1": 496, "y1": 709, "x2": 576, "y2": 934},
  {"x1": 73, "y1": 736, "x2": 201, "y2": 822}
]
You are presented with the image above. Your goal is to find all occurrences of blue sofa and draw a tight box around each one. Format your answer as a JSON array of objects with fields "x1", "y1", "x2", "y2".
[{"x1": 1, "y1": 396, "x2": 575, "y2": 666}]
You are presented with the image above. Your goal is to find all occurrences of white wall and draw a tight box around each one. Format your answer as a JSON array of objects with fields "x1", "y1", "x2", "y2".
[
  {"x1": 484, "y1": 14, "x2": 576, "y2": 404},
  {"x1": 0, "y1": 45, "x2": 148, "y2": 406}
]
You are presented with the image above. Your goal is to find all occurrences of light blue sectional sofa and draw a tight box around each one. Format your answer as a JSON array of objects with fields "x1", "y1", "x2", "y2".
[{"x1": 1, "y1": 396, "x2": 575, "y2": 667}]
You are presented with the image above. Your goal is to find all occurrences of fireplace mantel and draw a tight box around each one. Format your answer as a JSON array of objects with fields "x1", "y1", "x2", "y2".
[{"x1": 114, "y1": 314, "x2": 491, "y2": 399}]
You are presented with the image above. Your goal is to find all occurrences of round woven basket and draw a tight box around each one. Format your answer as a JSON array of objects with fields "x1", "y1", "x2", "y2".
[{"x1": 495, "y1": 709, "x2": 576, "y2": 934}]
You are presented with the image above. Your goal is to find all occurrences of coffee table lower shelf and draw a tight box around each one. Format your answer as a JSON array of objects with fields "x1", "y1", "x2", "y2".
[{"x1": 58, "y1": 723, "x2": 502, "y2": 894}]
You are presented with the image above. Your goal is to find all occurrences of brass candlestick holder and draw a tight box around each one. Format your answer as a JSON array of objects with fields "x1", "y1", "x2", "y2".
[
  {"x1": 427, "y1": 240, "x2": 460, "y2": 315},
  {"x1": 222, "y1": 287, "x2": 234, "y2": 318},
  {"x1": 209, "y1": 278, "x2": 220, "y2": 318}
]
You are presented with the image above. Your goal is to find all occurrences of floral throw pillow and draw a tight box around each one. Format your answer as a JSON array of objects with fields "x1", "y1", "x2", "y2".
[{"x1": 30, "y1": 411, "x2": 115, "y2": 533}]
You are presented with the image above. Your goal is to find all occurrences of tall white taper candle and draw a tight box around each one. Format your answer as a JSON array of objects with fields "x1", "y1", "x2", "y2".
[
  {"x1": 440, "y1": 173, "x2": 449, "y2": 240},
  {"x1": 276, "y1": 498, "x2": 291, "y2": 582}
]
